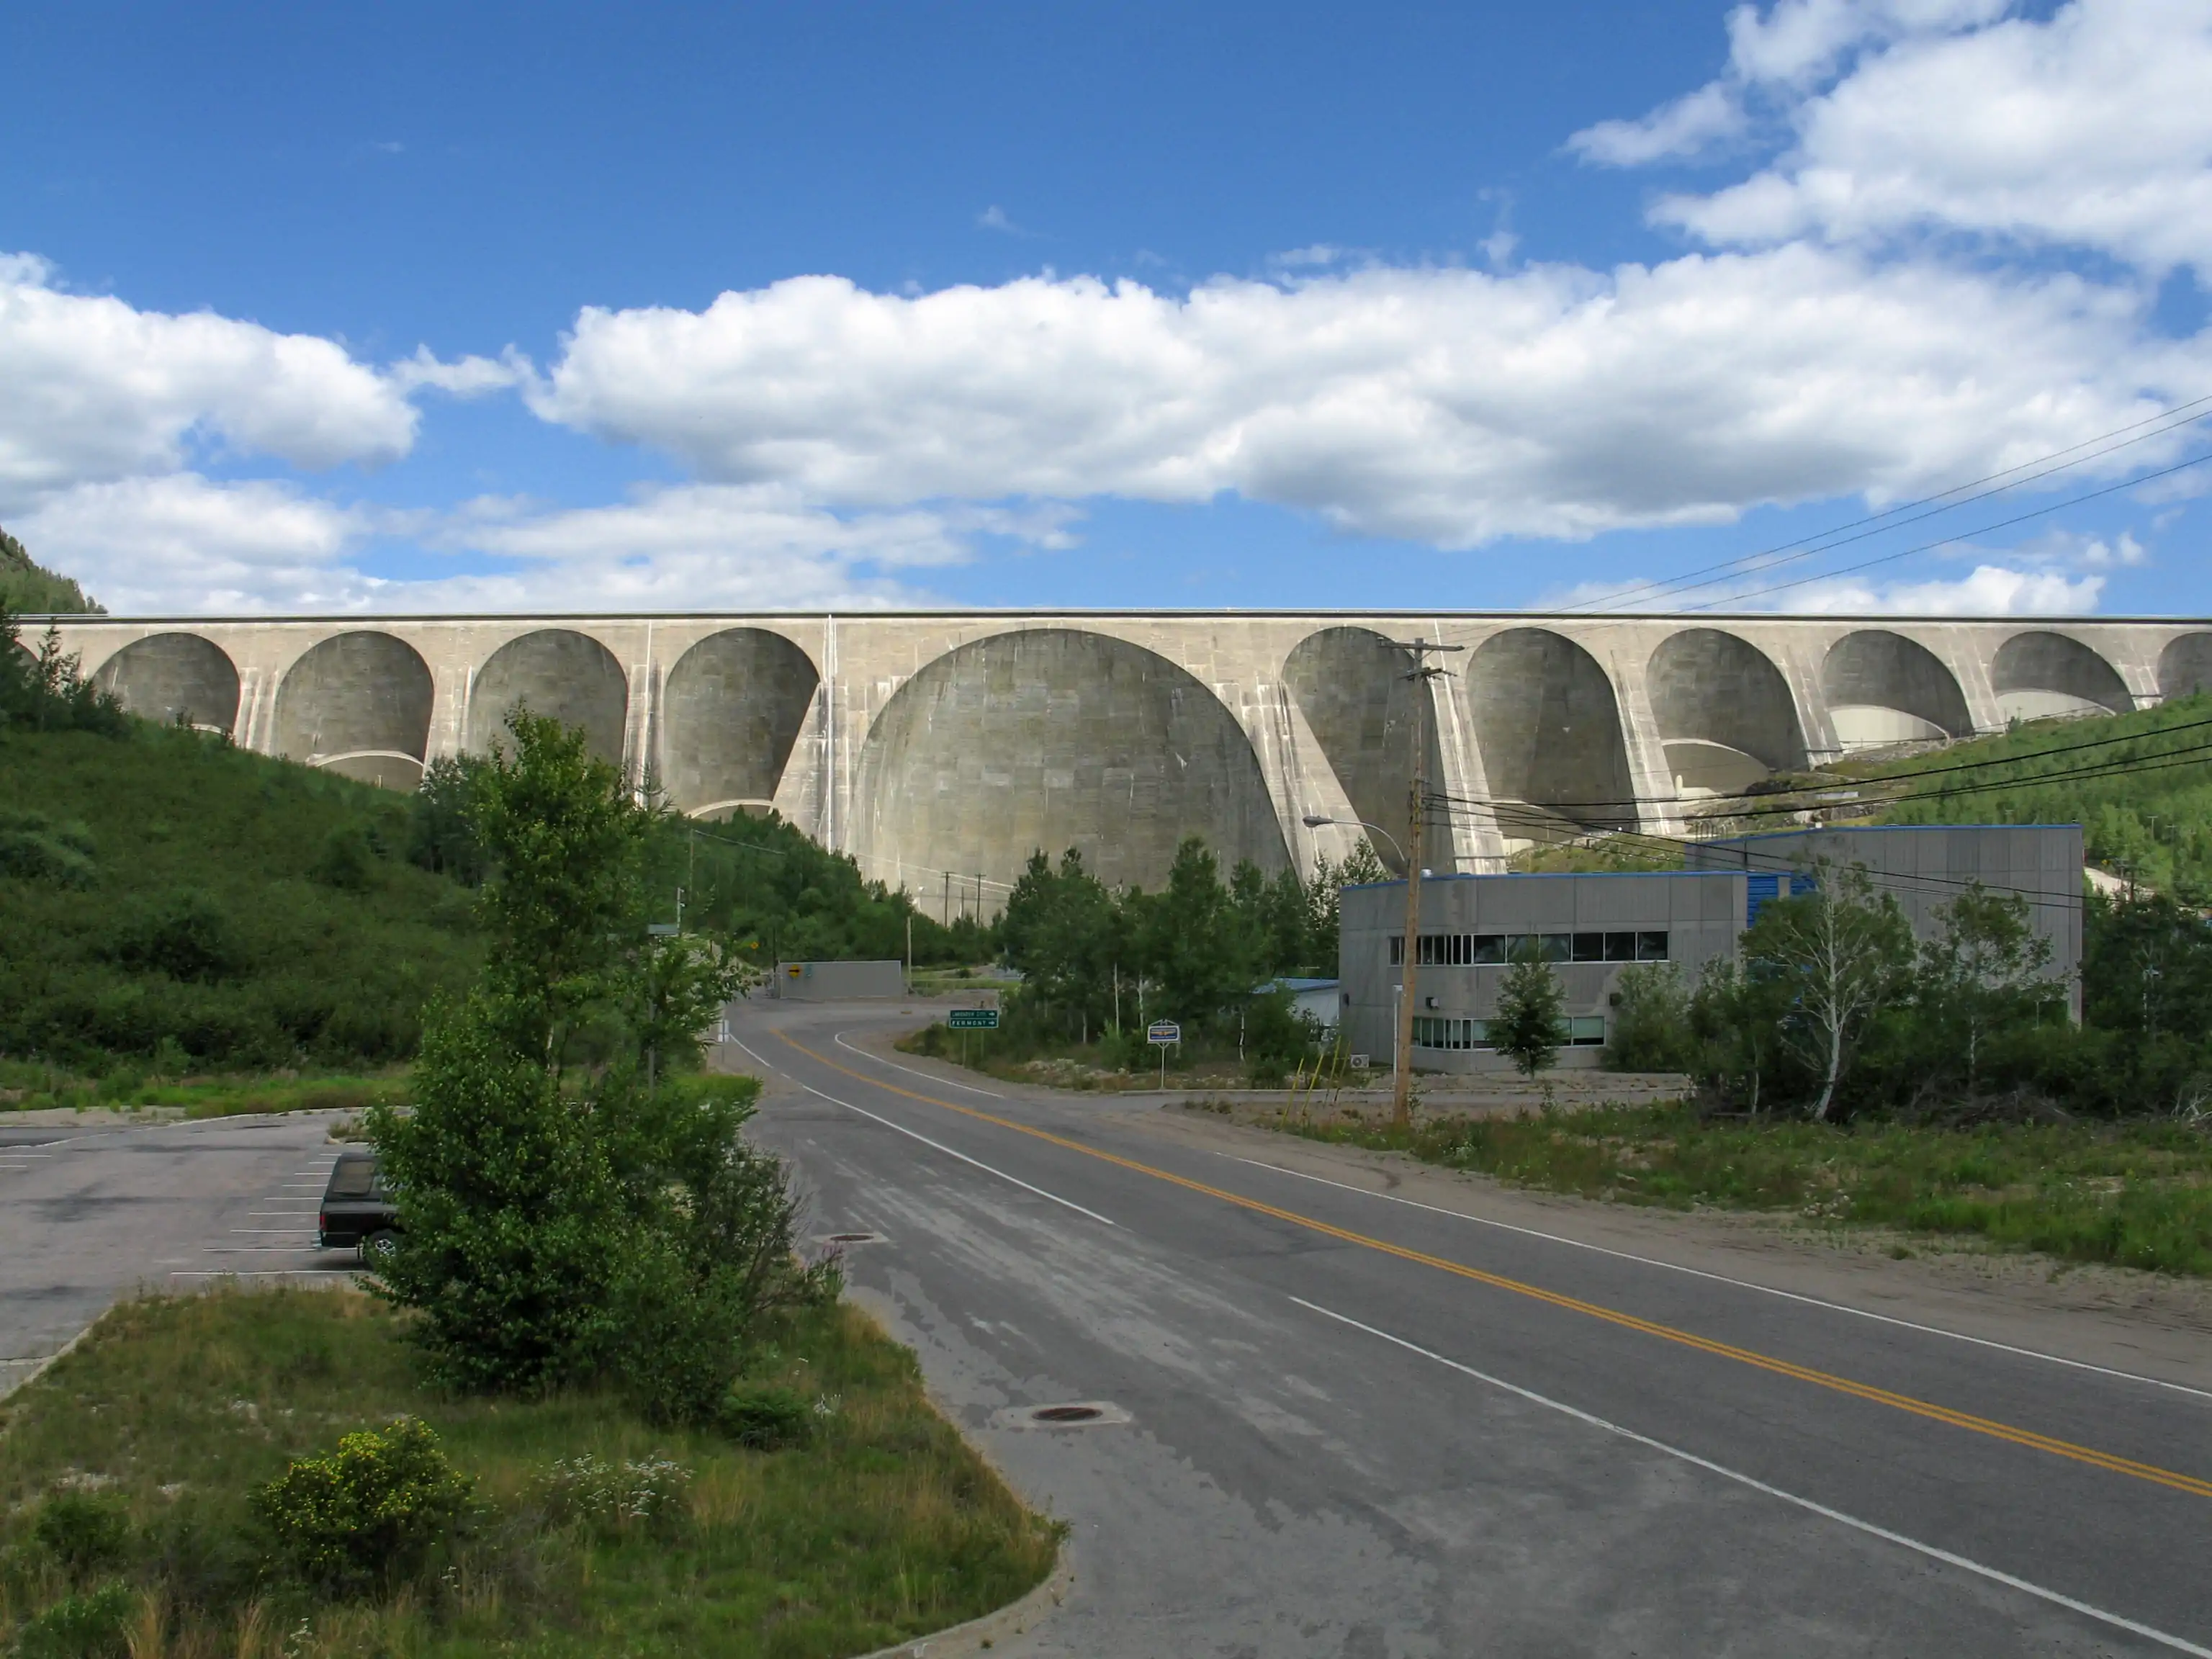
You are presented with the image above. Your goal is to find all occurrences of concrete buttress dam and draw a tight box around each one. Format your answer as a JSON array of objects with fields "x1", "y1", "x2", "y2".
[{"x1": 32, "y1": 611, "x2": 2212, "y2": 911}]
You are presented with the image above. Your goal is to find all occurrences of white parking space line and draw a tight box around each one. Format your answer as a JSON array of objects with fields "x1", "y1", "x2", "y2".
[
  {"x1": 1292, "y1": 1297, "x2": 2212, "y2": 1659},
  {"x1": 1231, "y1": 1156, "x2": 2212, "y2": 1403}
]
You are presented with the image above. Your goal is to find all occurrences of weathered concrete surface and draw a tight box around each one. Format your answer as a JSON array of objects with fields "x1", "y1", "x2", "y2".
[{"x1": 38, "y1": 608, "x2": 2212, "y2": 909}]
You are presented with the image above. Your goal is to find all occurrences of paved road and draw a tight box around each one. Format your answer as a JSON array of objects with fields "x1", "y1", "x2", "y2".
[
  {"x1": 730, "y1": 999, "x2": 2212, "y2": 1659},
  {"x1": 0, "y1": 1112, "x2": 357, "y2": 1397}
]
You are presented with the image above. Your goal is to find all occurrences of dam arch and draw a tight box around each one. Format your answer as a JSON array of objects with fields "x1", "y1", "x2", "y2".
[
  {"x1": 272, "y1": 631, "x2": 435, "y2": 789},
  {"x1": 468, "y1": 629, "x2": 628, "y2": 765},
  {"x1": 1465, "y1": 628, "x2": 1637, "y2": 845},
  {"x1": 851, "y1": 626, "x2": 1288, "y2": 908},
  {"x1": 1282, "y1": 625, "x2": 1442, "y2": 874},
  {"x1": 1991, "y1": 631, "x2": 2133, "y2": 721},
  {"x1": 91, "y1": 633, "x2": 240, "y2": 733},
  {"x1": 1822, "y1": 631, "x2": 1972, "y2": 752},
  {"x1": 1647, "y1": 628, "x2": 1807, "y2": 797},
  {"x1": 2159, "y1": 633, "x2": 2212, "y2": 702},
  {"x1": 660, "y1": 629, "x2": 819, "y2": 817}
]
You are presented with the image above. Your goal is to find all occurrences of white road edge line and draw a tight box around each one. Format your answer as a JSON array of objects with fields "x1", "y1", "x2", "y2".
[
  {"x1": 1290, "y1": 1295, "x2": 2212, "y2": 1658},
  {"x1": 833, "y1": 1030, "x2": 1008, "y2": 1098},
  {"x1": 1235, "y1": 1156, "x2": 2212, "y2": 1403},
  {"x1": 795, "y1": 1081, "x2": 1116, "y2": 1228}
]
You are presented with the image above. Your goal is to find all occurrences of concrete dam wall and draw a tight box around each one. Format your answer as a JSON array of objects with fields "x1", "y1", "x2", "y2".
[{"x1": 39, "y1": 610, "x2": 2212, "y2": 912}]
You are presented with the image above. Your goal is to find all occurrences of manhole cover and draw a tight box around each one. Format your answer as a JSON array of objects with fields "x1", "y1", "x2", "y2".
[{"x1": 992, "y1": 1400, "x2": 1129, "y2": 1431}]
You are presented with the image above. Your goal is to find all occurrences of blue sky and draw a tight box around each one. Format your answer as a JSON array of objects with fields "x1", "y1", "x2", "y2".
[{"x1": 2, "y1": 0, "x2": 2208, "y2": 616}]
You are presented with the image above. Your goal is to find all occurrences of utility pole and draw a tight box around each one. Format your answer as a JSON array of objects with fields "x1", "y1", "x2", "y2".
[{"x1": 1388, "y1": 636, "x2": 1464, "y2": 1129}]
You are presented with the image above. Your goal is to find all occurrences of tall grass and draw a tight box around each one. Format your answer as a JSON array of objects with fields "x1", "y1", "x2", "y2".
[
  {"x1": 1285, "y1": 1105, "x2": 2212, "y2": 1275},
  {"x1": 0, "y1": 1290, "x2": 1059, "y2": 1657}
]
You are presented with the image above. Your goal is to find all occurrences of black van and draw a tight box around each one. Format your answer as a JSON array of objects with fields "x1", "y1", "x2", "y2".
[{"x1": 318, "y1": 1152, "x2": 401, "y2": 1264}]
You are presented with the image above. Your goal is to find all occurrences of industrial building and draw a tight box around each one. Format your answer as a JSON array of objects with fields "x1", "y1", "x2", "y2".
[
  {"x1": 1687, "y1": 825, "x2": 2084, "y2": 1020},
  {"x1": 1339, "y1": 824, "x2": 2085, "y2": 1073},
  {"x1": 1338, "y1": 871, "x2": 1748, "y2": 1074}
]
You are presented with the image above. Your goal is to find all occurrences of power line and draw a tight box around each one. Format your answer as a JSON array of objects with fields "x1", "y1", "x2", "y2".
[
  {"x1": 1575, "y1": 392, "x2": 2212, "y2": 614},
  {"x1": 1417, "y1": 711, "x2": 2212, "y2": 817},
  {"x1": 1686, "y1": 450, "x2": 2212, "y2": 611}
]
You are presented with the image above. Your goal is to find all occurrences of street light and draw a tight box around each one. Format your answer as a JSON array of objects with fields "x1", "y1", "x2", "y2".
[{"x1": 1300, "y1": 813, "x2": 1409, "y2": 869}]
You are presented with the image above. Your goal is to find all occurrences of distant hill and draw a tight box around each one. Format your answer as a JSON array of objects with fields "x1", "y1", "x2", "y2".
[
  {"x1": 0, "y1": 526, "x2": 102, "y2": 615},
  {"x1": 1867, "y1": 697, "x2": 2212, "y2": 901}
]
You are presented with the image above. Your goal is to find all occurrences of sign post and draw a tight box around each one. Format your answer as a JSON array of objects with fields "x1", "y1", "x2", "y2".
[
  {"x1": 948, "y1": 1004, "x2": 998, "y2": 1068},
  {"x1": 1146, "y1": 1020, "x2": 1180, "y2": 1091}
]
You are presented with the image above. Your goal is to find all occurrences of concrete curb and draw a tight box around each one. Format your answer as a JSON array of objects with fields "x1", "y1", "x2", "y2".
[{"x1": 851, "y1": 1539, "x2": 1075, "y2": 1659}]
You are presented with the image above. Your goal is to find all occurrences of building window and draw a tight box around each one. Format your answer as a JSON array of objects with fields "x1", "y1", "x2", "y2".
[
  {"x1": 1413, "y1": 1017, "x2": 1491, "y2": 1050},
  {"x1": 1566, "y1": 1016, "x2": 1607, "y2": 1046},
  {"x1": 1395, "y1": 930, "x2": 1668, "y2": 967}
]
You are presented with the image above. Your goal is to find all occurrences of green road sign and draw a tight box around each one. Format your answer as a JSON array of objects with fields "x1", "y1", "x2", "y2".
[{"x1": 948, "y1": 1008, "x2": 999, "y2": 1030}]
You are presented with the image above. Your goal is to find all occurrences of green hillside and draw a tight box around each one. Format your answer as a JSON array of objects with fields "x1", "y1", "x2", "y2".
[
  {"x1": 0, "y1": 526, "x2": 102, "y2": 614},
  {"x1": 0, "y1": 720, "x2": 480, "y2": 1074},
  {"x1": 1863, "y1": 696, "x2": 2212, "y2": 898}
]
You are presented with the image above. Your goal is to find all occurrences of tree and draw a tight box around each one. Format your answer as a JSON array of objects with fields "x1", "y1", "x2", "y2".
[
  {"x1": 1913, "y1": 883, "x2": 2059, "y2": 1094},
  {"x1": 369, "y1": 706, "x2": 811, "y2": 1416},
  {"x1": 1491, "y1": 947, "x2": 1567, "y2": 1079},
  {"x1": 467, "y1": 709, "x2": 651, "y2": 1064},
  {"x1": 1745, "y1": 863, "x2": 1915, "y2": 1120}
]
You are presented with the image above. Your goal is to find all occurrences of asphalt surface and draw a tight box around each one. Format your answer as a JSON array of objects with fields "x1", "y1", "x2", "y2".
[
  {"x1": 731, "y1": 999, "x2": 2212, "y2": 1659},
  {"x1": 0, "y1": 1112, "x2": 357, "y2": 1397}
]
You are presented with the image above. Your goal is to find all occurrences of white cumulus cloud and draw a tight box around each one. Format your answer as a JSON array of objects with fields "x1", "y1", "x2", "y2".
[
  {"x1": 525, "y1": 254, "x2": 2200, "y2": 549},
  {"x1": 1794, "y1": 562, "x2": 2106, "y2": 612},
  {"x1": 0, "y1": 256, "x2": 418, "y2": 511},
  {"x1": 1618, "y1": 0, "x2": 2212, "y2": 277},
  {"x1": 14, "y1": 475, "x2": 380, "y2": 615}
]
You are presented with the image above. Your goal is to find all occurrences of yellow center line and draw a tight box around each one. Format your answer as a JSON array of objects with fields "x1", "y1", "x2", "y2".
[{"x1": 777, "y1": 1030, "x2": 2212, "y2": 1501}]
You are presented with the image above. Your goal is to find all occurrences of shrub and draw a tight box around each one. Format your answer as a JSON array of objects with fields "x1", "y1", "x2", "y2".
[
  {"x1": 13, "y1": 1583, "x2": 134, "y2": 1659},
  {"x1": 1604, "y1": 963, "x2": 1696, "y2": 1072},
  {"x1": 718, "y1": 1382, "x2": 816, "y2": 1449},
  {"x1": 32, "y1": 1492, "x2": 132, "y2": 1581},
  {"x1": 252, "y1": 1416, "x2": 472, "y2": 1596},
  {"x1": 109, "y1": 891, "x2": 243, "y2": 984},
  {"x1": 309, "y1": 824, "x2": 379, "y2": 891}
]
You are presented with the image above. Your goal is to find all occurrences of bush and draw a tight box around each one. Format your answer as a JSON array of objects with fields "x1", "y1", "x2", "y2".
[
  {"x1": 109, "y1": 891, "x2": 243, "y2": 983},
  {"x1": 1604, "y1": 963, "x2": 1696, "y2": 1072},
  {"x1": 718, "y1": 1382, "x2": 816, "y2": 1449},
  {"x1": 32, "y1": 1492, "x2": 131, "y2": 1581},
  {"x1": 12, "y1": 1582, "x2": 133, "y2": 1659},
  {"x1": 252, "y1": 1416, "x2": 472, "y2": 1596}
]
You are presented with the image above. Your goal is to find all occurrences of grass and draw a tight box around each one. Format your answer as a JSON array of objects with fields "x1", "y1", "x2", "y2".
[
  {"x1": 1275, "y1": 1103, "x2": 2212, "y2": 1276},
  {"x1": 0, "y1": 1289, "x2": 1060, "y2": 1658},
  {"x1": 0, "y1": 1060, "x2": 411, "y2": 1119}
]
